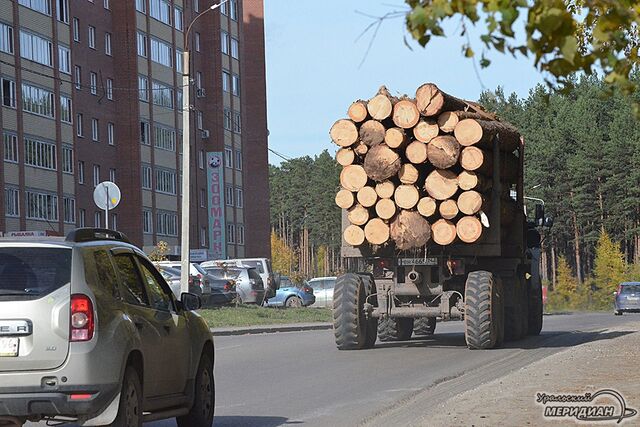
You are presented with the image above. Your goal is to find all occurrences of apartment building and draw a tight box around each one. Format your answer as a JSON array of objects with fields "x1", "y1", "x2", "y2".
[{"x1": 0, "y1": 0, "x2": 270, "y2": 259}]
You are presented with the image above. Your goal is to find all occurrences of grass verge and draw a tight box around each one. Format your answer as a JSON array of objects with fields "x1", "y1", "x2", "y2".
[{"x1": 197, "y1": 305, "x2": 332, "y2": 328}]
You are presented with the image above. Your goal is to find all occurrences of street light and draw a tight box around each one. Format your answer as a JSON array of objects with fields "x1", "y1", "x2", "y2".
[{"x1": 180, "y1": 0, "x2": 230, "y2": 296}]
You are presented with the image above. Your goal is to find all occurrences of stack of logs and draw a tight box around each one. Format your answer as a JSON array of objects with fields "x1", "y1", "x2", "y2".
[{"x1": 331, "y1": 83, "x2": 520, "y2": 250}]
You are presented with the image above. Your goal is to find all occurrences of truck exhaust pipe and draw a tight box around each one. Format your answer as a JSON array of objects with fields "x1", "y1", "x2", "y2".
[{"x1": 407, "y1": 270, "x2": 421, "y2": 283}]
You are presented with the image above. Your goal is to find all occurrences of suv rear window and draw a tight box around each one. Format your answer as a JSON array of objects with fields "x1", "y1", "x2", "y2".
[
  {"x1": 0, "y1": 247, "x2": 72, "y2": 299},
  {"x1": 242, "y1": 261, "x2": 264, "y2": 274},
  {"x1": 204, "y1": 267, "x2": 241, "y2": 280},
  {"x1": 621, "y1": 285, "x2": 640, "y2": 294}
]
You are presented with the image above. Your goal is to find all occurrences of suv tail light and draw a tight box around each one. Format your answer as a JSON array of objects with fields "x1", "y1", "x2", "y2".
[
  {"x1": 616, "y1": 284, "x2": 623, "y2": 295},
  {"x1": 70, "y1": 294, "x2": 94, "y2": 342}
]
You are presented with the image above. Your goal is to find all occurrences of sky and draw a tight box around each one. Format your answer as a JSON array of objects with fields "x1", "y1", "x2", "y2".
[{"x1": 263, "y1": 1, "x2": 546, "y2": 164}]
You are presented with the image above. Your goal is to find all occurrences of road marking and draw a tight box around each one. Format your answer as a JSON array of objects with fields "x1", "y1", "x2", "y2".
[{"x1": 217, "y1": 344, "x2": 242, "y2": 351}]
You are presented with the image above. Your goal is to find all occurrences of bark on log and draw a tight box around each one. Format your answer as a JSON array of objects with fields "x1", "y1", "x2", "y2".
[
  {"x1": 413, "y1": 119, "x2": 440, "y2": 143},
  {"x1": 364, "y1": 218, "x2": 390, "y2": 245},
  {"x1": 354, "y1": 142, "x2": 369, "y2": 156},
  {"x1": 340, "y1": 164, "x2": 368, "y2": 191},
  {"x1": 457, "y1": 190, "x2": 488, "y2": 215},
  {"x1": 356, "y1": 186, "x2": 378, "y2": 208},
  {"x1": 415, "y1": 83, "x2": 467, "y2": 117},
  {"x1": 398, "y1": 163, "x2": 419, "y2": 185},
  {"x1": 363, "y1": 144, "x2": 401, "y2": 182},
  {"x1": 385, "y1": 127, "x2": 408, "y2": 149},
  {"x1": 437, "y1": 111, "x2": 489, "y2": 133},
  {"x1": 394, "y1": 185, "x2": 420, "y2": 210},
  {"x1": 405, "y1": 141, "x2": 428, "y2": 164},
  {"x1": 335, "y1": 189, "x2": 355, "y2": 209},
  {"x1": 375, "y1": 181, "x2": 395, "y2": 199},
  {"x1": 417, "y1": 197, "x2": 437, "y2": 218},
  {"x1": 344, "y1": 224, "x2": 365, "y2": 246},
  {"x1": 359, "y1": 120, "x2": 386, "y2": 146},
  {"x1": 390, "y1": 210, "x2": 432, "y2": 250},
  {"x1": 459, "y1": 147, "x2": 518, "y2": 181},
  {"x1": 375, "y1": 198, "x2": 397, "y2": 220},
  {"x1": 439, "y1": 199, "x2": 459, "y2": 220},
  {"x1": 392, "y1": 99, "x2": 420, "y2": 129},
  {"x1": 347, "y1": 204, "x2": 370, "y2": 226},
  {"x1": 454, "y1": 118, "x2": 520, "y2": 152},
  {"x1": 456, "y1": 216, "x2": 483, "y2": 243},
  {"x1": 431, "y1": 219, "x2": 457, "y2": 245},
  {"x1": 427, "y1": 135, "x2": 461, "y2": 169},
  {"x1": 367, "y1": 86, "x2": 396, "y2": 120},
  {"x1": 424, "y1": 169, "x2": 459, "y2": 201},
  {"x1": 458, "y1": 170, "x2": 490, "y2": 191},
  {"x1": 336, "y1": 148, "x2": 355, "y2": 166},
  {"x1": 330, "y1": 119, "x2": 359, "y2": 147},
  {"x1": 347, "y1": 100, "x2": 369, "y2": 123}
]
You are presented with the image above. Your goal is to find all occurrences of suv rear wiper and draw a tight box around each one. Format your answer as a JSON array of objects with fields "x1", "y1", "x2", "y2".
[{"x1": 0, "y1": 289, "x2": 36, "y2": 296}]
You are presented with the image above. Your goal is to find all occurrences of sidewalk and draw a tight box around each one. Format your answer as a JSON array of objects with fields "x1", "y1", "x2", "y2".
[
  {"x1": 419, "y1": 320, "x2": 640, "y2": 426},
  {"x1": 211, "y1": 322, "x2": 332, "y2": 336}
]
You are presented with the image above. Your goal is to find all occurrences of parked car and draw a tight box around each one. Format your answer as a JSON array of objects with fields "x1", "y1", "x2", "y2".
[
  {"x1": 614, "y1": 282, "x2": 640, "y2": 315},
  {"x1": 201, "y1": 265, "x2": 265, "y2": 305},
  {"x1": 158, "y1": 266, "x2": 235, "y2": 307},
  {"x1": 156, "y1": 261, "x2": 212, "y2": 297},
  {"x1": 308, "y1": 276, "x2": 337, "y2": 308},
  {"x1": 264, "y1": 278, "x2": 315, "y2": 308},
  {"x1": 204, "y1": 258, "x2": 277, "y2": 298},
  {"x1": 0, "y1": 228, "x2": 215, "y2": 427}
]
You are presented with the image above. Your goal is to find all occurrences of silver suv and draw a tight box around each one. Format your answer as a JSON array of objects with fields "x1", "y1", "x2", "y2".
[{"x1": 0, "y1": 229, "x2": 215, "y2": 427}]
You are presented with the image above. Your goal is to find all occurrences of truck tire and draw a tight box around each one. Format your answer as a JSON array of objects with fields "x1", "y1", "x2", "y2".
[
  {"x1": 504, "y1": 276, "x2": 527, "y2": 341},
  {"x1": 528, "y1": 286, "x2": 543, "y2": 335},
  {"x1": 377, "y1": 317, "x2": 414, "y2": 341},
  {"x1": 464, "y1": 271, "x2": 503, "y2": 350},
  {"x1": 333, "y1": 274, "x2": 377, "y2": 350},
  {"x1": 413, "y1": 317, "x2": 436, "y2": 336}
]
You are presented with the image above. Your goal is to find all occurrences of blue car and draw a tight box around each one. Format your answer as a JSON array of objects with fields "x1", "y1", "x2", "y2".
[
  {"x1": 614, "y1": 282, "x2": 640, "y2": 315},
  {"x1": 264, "y1": 277, "x2": 315, "y2": 308}
]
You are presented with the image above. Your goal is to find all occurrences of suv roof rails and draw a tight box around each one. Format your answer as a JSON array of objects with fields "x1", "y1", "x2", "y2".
[{"x1": 66, "y1": 228, "x2": 131, "y2": 244}]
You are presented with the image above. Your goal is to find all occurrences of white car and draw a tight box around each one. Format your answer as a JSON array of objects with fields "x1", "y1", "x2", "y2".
[
  {"x1": 308, "y1": 276, "x2": 337, "y2": 308},
  {"x1": 155, "y1": 261, "x2": 212, "y2": 296},
  {"x1": 201, "y1": 258, "x2": 277, "y2": 298}
]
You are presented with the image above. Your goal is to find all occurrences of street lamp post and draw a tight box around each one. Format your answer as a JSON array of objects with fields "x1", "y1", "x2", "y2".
[{"x1": 180, "y1": 0, "x2": 229, "y2": 296}]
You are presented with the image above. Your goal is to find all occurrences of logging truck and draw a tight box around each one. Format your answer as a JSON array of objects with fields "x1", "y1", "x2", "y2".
[{"x1": 330, "y1": 83, "x2": 549, "y2": 350}]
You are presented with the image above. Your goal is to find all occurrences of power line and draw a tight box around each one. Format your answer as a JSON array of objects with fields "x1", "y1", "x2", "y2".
[{"x1": 268, "y1": 148, "x2": 291, "y2": 161}]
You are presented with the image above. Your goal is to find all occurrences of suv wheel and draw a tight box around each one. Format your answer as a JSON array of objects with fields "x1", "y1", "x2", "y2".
[
  {"x1": 285, "y1": 296, "x2": 302, "y2": 308},
  {"x1": 177, "y1": 353, "x2": 214, "y2": 427},
  {"x1": 108, "y1": 366, "x2": 142, "y2": 427}
]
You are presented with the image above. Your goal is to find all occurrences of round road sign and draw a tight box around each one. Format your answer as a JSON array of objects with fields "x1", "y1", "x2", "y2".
[{"x1": 93, "y1": 181, "x2": 121, "y2": 210}]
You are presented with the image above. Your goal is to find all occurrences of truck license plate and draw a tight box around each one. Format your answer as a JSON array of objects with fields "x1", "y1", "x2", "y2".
[
  {"x1": 398, "y1": 257, "x2": 438, "y2": 266},
  {"x1": 0, "y1": 337, "x2": 19, "y2": 357}
]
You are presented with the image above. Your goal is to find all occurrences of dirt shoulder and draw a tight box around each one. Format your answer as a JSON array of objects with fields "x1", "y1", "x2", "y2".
[{"x1": 420, "y1": 320, "x2": 640, "y2": 426}]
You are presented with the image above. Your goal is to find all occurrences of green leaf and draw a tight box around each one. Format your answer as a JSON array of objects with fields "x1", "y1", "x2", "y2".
[
  {"x1": 560, "y1": 36, "x2": 578, "y2": 64},
  {"x1": 464, "y1": 45, "x2": 475, "y2": 57}
]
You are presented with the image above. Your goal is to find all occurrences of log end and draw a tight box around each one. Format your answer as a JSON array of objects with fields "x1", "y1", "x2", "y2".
[
  {"x1": 330, "y1": 119, "x2": 359, "y2": 147},
  {"x1": 456, "y1": 216, "x2": 483, "y2": 243}
]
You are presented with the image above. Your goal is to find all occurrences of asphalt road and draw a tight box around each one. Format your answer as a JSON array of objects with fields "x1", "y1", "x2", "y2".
[{"x1": 29, "y1": 312, "x2": 636, "y2": 427}]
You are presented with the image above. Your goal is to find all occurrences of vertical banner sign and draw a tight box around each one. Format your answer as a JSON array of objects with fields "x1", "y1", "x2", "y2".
[{"x1": 207, "y1": 152, "x2": 226, "y2": 259}]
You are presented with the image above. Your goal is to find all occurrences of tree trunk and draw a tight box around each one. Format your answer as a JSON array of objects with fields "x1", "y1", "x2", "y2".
[
  {"x1": 356, "y1": 186, "x2": 378, "y2": 208},
  {"x1": 457, "y1": 190, "x2": 488, "y2": 215},
  {"x1": 427, "y1": 135, "x2": 461, "y2": 169},
  {"x1": 394, "y1": 185, "x2": 420, "y2": 209},
  {"x1": 348, "y1": 100, "x2": 369, "y2": 123},
  {"x1": 458, "y1": 170, "x2": 490, "y2": 191},
  {"x1": 335, "y1": 189, "x2": 355, "y2": 209},
  {"x1": 330, "y1": 119, "x2": 359, "y2": 147},
  {"x1": 392, "y1": 99, "x2": 420, "y2": 129},
  {"x1": 336, "y1": 148, "x2": 355, "y2": 166},
  {"x1": 364, "y1": 218, "x2": 390, "y2": 245},
  {"x1": 424, "y1": 169, "x2": 458, "y2": 200},
  {"x1": 456, "y1": 216, "x2": 483, "y2": 243},
  {"x1": 390, "y1": 210, "x2": 432, "y2": 250},
  {"x1": 551, "y1": 242, "x2": 557, "y2": 288},
  {"x1": 359, "y1": 119, "x2": 386, "y2": 146},
  {"x1": 405, "y1": 140, "x2": 428, "y2": 164},
  {"x1": 413, "y1": 119, "x2": 440, "y2": 143},
  {"x1": 385, "y1": 127, "x2": 408, "y2": 149},
  {"x1": 417, "y1": 197, "x2": 437, "y2": 218},
  {"x1": 344, "y1": 224, "x2": 365, "y2": 246},
  {"x1": 375, "y1": 180, "x2": 395, "y2": 199},
  {"x1": 367, "y1": 86, "x2": 396, "y2": 120},
  {"x1": 431, "y1": 219, "x2": 457, "y2": 245},
  {"x1": 375, "y1": 198, "x2": 397, "y2": 220},
  {"x1": 572, "y1": 207, "x2": 583, "y2": 284},
  {"x1": 347, "y1": 204, "x2": 370, "y2": 226},
  {"x1": 340, "y1": 164, "x2": 368, "y2": 191},
  {"x1": 363, "y1": 144, "x2": 401, "y2": 181},
  {"x1": 398, "y1": 163, "x2": 419, "y2": 184},
  {"x1": 454, "y1": 118, "x2": 520, "y2": 152},
  {"x1": 437, "y1": 111, "x2": 488, "y2": 133},
  {"x1": 439, "y1": 199, "x2": 459, "y2": 220},
  {"x1": 415, "y1": 83, "x2": 467, "y2": 117}
]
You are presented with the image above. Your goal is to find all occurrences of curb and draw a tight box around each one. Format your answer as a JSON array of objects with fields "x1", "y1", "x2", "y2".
[{"x1": 211, "y1": 322, "x2": 333, "y2": 336}]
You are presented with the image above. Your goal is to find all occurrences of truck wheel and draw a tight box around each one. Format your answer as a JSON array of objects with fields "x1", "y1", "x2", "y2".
[
  {"x1": 333, "y1": 274, "x2": 377, "y2": 350},
  {"x1": 377, "y1": 317, "x2": 414, "y2": 341},
  {"x1": 528, "y1": 286, "x2": 543, "y2": 335},
  {"x1": 413, "y1": 317, "x2": 436, "y2": 336},
  {"x1": 464, "y1": 271, "x2": 503, "y2": 350}
]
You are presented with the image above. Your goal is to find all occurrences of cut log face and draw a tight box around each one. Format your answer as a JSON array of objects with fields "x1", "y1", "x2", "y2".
[
  {"x1": 340, "y1": 164, "x2": 368, "y2": 191},
  {"x1": 344, "y1": 224, "x2": 365, "y2": 246},
  {"x1": 413, "y1": 120, "x2": 440, "y2": 143},
  {"x1": 385, "y1": 127, "x2": 407, "y2": 149},
  {"x1": 458, "y1": 170, "x2": 489, "y2": 191},
  {"x1": 348, "y1": 100, "x2": 369, "y2": 123},
  {"x1": 459, "y1": 146, "x2": 490, "y2": 173},
  {"x1": 427, "y1": 135, "x2": 461, "y2": 169},
  {"x1": 454, "y1": 118, "x2": 520, "y2": 152},
  {"x1": 375, "y1": 181, "x2": 396, "y2": 199},
  {"x1": 364, "y1": 218, "x2": 390, "y2": 245},
  {"x1": 437, "y1": 111, "x2": 459, "y2": 133},
  {"x1": 415, "y1": 83, "x2": 466, "y2": 117},
  {"x1": 424, "y1": 169, "x2": 459, "y2": 200},
  {"x1": 417, "y1": 197, "x2": 437, "y2": 217},
  {"x1": 347, "y1": 204, "x2": 370, "y2": 226},
  {"x1": 354, "y1": 142, "x2": 369, "y2": 155},
  {"x1": 367, "y1": 94, "x2": 394, "y2": 121},
  {"x1": 398, "y1": 163, "x2": 419, "y2": 184},
  {"x1": 330, "y1": 119, "x2": 359, "y2": 147},
  {"x1": 405, "y1": 141, "x2": 428, "y2": 164},
  {"x1": 431, "y1": 219, "x2": 457, "y2": 245},
  {"x1": 335, "y1": 189, "x2": 355, "y2": 209},
  {"x1": 363, "y1": 144, "x2": 401, "y2": 182},
  {"x1": 359, "y1": 120, "x2": 386, "y2": 146},
  {"x1": 394, "y1": 185, "x2": 420, "y2": 209},
  {"x1": 336, "y1": 148, "x2": 355, "y2": 166},
  {"x1": 439, "y1": 199, "x2": 459, "y2": 220},
  {"x1": 356, "y1": 186, "x2": 378, "y2": 208},
  {"x1": 392, "y1": 100, "x2": 420, "y2": 129},
  {"x1": 375, "y1": 198, "x2": 397, "y2": 220},
  {"x1": 456, "y1": 216, "x2": 483, "y2": 243},
  {"x1": 457, "y1": 190, "x2": 486, "y2": 215},
  {"x1": 390, "y1": 210, "x2": 432, "y2": 250}
]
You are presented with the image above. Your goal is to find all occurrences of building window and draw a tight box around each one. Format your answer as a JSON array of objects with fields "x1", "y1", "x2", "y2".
[
  {"x1": 195, "y1": 71, "x2": 202, "y2": 89},
  {"x1": 225, "y1": 185, "x2": 233, "y2": 206},
  {"x1": 107, "y1": 122, "x2": 114, "y2": 145},
  {"x1": 94, "y1": 211, "x2": 101, "y2": 227},
  {"x1": 230, "y1": 37, "x2": 239, "y2": 59},
  {"x1": 223, "y1": 108, "x2": 232, "y2": 130},
  {"x1": 57, "y1": 0, "x2": 69, "y2": 22},
  {"x1": 20, "y1": 30, "x2": 53, "y2": 67},
  {"x1": 5, "y1": 187, "x2": 19, "y2": 217},
  {"x1": 230, "y1": 0, "x2": 238, "y2": 21},
  {"x1": 88, "y1": 25, "x2": 96, "y2": 49},
  {"x1": 62, "y1": 145, "x2": 73, "y2": 174},
  {"x1": 235, "y1": 188, "x2": 243, "y2": 208},
  {"x1": 63, "y1": 196, "x2": 75, "y2": 223},
  {"x1": 221, "y1": 31, "x2": 229, "y2": 54},
  {"x1": 76, "y1": 113, "x2": 83, "y2": 136},
  {"x1": 154, "y1": 126, "x2": 176, "y2": 151},
  {"x1": 3, "y1": 133, "x2": 18, "y2": 163},
  {"x1": 1, "y1": 78, "x2": 16, "y2": 108},
  {"x1": 104, "y1": 0, "x2": 109, "y2": 9},
  {"x1": 93, "y1": 164, "x2": 100, "y2": 187},
  {"x1": 220, "y1": 0, "x2": 227, "y2": 15},
  {"x1": 21, "y1": 83, "x2": 55, "y2": 118},
  {"x1": 232, "y1": 74, "x2": 240, "y2": 96},
  {"x1": 109, "y1": 168, "x2": 116, "y2": 182},
  {"x1": 227, "y1": 223, "x2": 236, "y2": 244},
  {"x1": 74, "y1": 65, "x2": 81, "y2": 90},
  {"x1": 72, "y1": 18, "x2": 79, "y2": 42},
  {"x1": 235, "y1": 150, "x2": 242, "y2": 170},
  {"x1": 237, "y1": 225, "x2": 245, "y2": 245},
  {"x1": 224, "y1": 147, "x2": 233, "y2": 168},
  {"x1": 174, "y1": 6, "x2": 183, "y2": 31},
  {"x1": 193, "y1": 0, "x2": 199, "y2": 12},
  {"x1": 0, "y1": 23, "x2": 14, "y2": 54},
  {"x1": 24, "y1": 137, "x2": 57, "y2": 170},
  {"x1": 142, "y1": 210, "x2": 152, "y2": 233},
  {"x1": 78, "y1": 161, "x2": 85, "y2": 183},
  {"x1": 177, "y1": 89, "x2": 183, "y2": 108},
  {"x1": 155, "y1": 168, "x2": 176, "y2": 194},
  {"x1": 197, "y1": 110, "x2": 203, "y2": 130},
  {"x1": 91, "y1": 118, "x2": 99, "y2": 141},
  {"x1": 138, "y1": 75, "x2": 149, "y2": 101},
  {"x1": 105, "y1": 32, "x2": 112, "y2": 55},
  {"x1": 157, "y1": 211, "x2": 178, "y2": 236},
  {"x1": 233, "y1": 111, "x2": 241, "y2": 133},
  {"x1": 200, "y1": 227, "x2": 206, "y2": 246},
  {"x1": 140, "y1": 121, "x2": 150, "y2": 144},
  {"x1": 106, "y1": 78, "x2": 113, "y2": 100},
  {"x1": 58, "y1": 45, "x2": 71, "y2": 74},
  {"x1": 150, "y1": 37, "x2": 172, "y2": 67},
  {"x1": 152, "y1": 81, "x2": 173, "y2": 108},
  {"x1": 141, "y1": 165, "x2": 152, "y2": 189},
  {"x1": 200, "y1": 188, "x2": 206, "y2": 207},
  {"x1": 150, "y1": 0, "x2": 171, "y2": 25},
  {"x1": 198, "y1": 150, "x2": 205, "y2": 169},
  {"x1": 26, "y1": 191, "x2": 58, "y2": 221},
  {"x1": 18, "y1": 0, "x2": 52, "y2": 16},
  {"x1": 135, "y1": 0, "x2": 146, "y2": 13},
  {"x1": 60, "y1": 95, "x2": 72, "y2": 123},
  {"x1": 137, "y1": 32, "x2": 147, "y2": 57},
  {"x1": 90, "y1": 72, "x2": 97, "y2": 95},
  {"x1": 78, "y1": 208, "x2": 85, "y2": 227},
  {"x1": 175, "y1": 49, "x2": 183, "y2": 73},
  {"x1": 222, "y1": 70, "x2": 230, "y2": 92},
  {"x1": 194, "y1": 32, "x2": 200, "y2": 51},
  {"x1": 111, "y1": 213, "x2": 117, "y2": 230}
]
